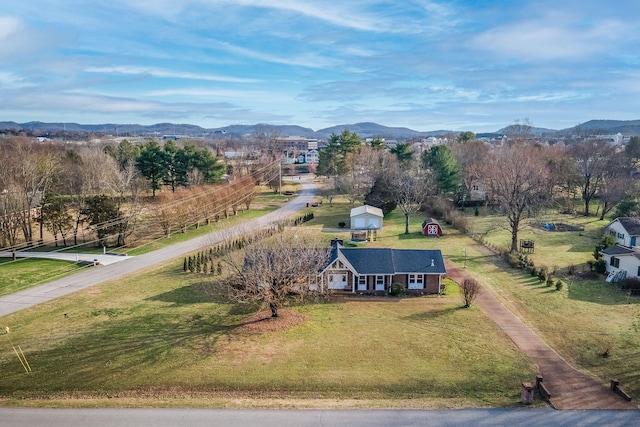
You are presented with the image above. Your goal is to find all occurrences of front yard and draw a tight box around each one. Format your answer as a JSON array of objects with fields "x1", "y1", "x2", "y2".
[{"x1": 1, "y1": 189, "x2": 639, "y2": 407}]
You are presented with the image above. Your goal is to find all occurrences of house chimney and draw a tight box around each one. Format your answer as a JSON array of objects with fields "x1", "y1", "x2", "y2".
[{"x1": 331, "y1": 238, "x2": 344, "y2": 248}]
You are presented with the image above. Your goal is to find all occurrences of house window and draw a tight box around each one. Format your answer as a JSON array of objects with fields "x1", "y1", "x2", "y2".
[
  {"x1": 357, "y1": 275, "x2": 367, "y2": 291},
  {"x1": 408, "y1": 274, "x2": 424, "y2": 289},
  {"x1": 618, "y1": 233, "x2": 625, "y2": 240},
  {"x1": 610, "y1": 257, "x2": 620, "y2": 268},
  {"x1": 331, "y1": 260, "x2": 345, "y2": 269}
]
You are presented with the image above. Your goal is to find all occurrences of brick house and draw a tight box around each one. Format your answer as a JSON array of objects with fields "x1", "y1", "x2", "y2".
[{"x1": 318, "y1": 241, "x2": 446, "y2": 294}]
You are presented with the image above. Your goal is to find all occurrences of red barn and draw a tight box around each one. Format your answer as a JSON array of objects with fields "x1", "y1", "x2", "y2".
[{"x1": 421, "y1": 218, "x2": 443, "y2": 237}]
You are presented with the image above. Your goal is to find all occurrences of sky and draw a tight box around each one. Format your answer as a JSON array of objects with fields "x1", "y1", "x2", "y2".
[{"x1": 1, "y1": 1, "x2": 640, "y2": 133}]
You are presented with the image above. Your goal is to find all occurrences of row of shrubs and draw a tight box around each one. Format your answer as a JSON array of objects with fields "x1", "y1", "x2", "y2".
[
  {"x1": 502, "y1": 252, "x2": 565, "y2": 291},
  {"x1": 183, "y1": 212, "x2": 315, "y2": 274}
]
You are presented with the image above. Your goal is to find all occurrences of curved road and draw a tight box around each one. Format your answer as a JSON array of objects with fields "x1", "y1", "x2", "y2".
[{"x1": 0, "y1": 178, "x2": 316, "y2": 318}]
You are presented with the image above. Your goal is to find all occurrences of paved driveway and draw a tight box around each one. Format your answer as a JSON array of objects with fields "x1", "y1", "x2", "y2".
[{"x1": 445, "y1": 258, "x2": 637, "y2": 410}]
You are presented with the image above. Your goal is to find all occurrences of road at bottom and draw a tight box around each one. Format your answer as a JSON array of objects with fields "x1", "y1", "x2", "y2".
[{"x1": 1, "y1": 407, "x2": 639, "y2": 427}]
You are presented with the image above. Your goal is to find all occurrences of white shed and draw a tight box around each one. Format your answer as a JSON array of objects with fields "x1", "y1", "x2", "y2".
[{"x1": 350, "y1": 205, "x2": 383, "y2": 230}]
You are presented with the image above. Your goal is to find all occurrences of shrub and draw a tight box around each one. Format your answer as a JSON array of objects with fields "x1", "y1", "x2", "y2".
[
  {"x1": 546, "y1": 276, "x2": 554, "y2": 287},
  {"x1": 474, "y1": 206, "x2": 480, "y2": 216},
  {"x1": 389, "y1": 282, "x2": 406, "y2": 296},
  {"x1": 593, "y1": 259, "x2": 607, "y2": 274},
  {"x1": 567, "y1": 264, "x2": 577, "y2": 275},
  {"x1": 530, "y1": 267, "x2": 537, "y2": 277},
  {"x1": 507, "y1": 252, "x2": 520, "y2": 268},
  {"x1": 338, "y1": 221, "x2": 346, "y2": 228},
  {"x1": 621, "y1": 277, "x2": 640, "y2": 290},
  {"x1": 461, "y1": 278, "x2": 481, "y2": 308},
  {"x1": 537, "y1": 268, "x2": 547, "y2": 282},
  {"x1": 555, "y1": 280, "x2": 564, "y2": 291}
]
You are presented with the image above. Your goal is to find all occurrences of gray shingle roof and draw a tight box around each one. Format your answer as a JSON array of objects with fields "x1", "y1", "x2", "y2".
[
  {"x1": 335, "y1": 247, "x2": 446, "y2": 275},
  {"x1": 601, "y1": 245, "x2": 637, "y2": 256},
  {"x1": 616, "y1": 217, "x2": 640, "y2": 235}
]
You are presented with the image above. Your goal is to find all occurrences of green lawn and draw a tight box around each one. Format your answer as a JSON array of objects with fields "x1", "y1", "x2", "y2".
[
  {"x1": 2, "y1": 193, "x2": 639, "y2": 407},
  {"x1": 0, "y1": 262, "x2": 536, "y2": 408},
  {"x1": 0, "y1": 258, "x2": 85, "y2": 296}
]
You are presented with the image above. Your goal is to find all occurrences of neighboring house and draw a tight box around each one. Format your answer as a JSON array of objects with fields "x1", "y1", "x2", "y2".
[
  {"x1": 318, "y1": 241, "x2": 446, "y2": 294},
  {"x1": 350, "y1": 205, "x2": 383, "y2": 230},
  {"x1": 468, "y1": 182, "x2": 487, "y2": 202},
  {"x1": 421, "y1": 218, "x2": 443, "y2": 237},
  {"x1": 601, "y1": 217, "x2": 640, "y2": 282}
]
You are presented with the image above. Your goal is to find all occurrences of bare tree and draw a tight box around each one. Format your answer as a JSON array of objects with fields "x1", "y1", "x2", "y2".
[
  {"x1": 337, "y1": 147, "x2": 381, "y2": 206},
  {"x1": 484, "y1": 143, "x2": 551, "y2": 252},
  {"x1": 461, "y1": 278, "x2": 481, "y2": 308},
  {"x1": 597, "y1": 153, "x2": 634, "y2": 220},
  {"x1": 0, "y1": 138, "x2": 61, "y2": 245},
  {"x1": 225, "y1": 231, "x2": 330, "y2": 318},
  {"x1": 382, "y1": 158, "x2": 431, "y2": 234},
  {"x1": 449, "y1": 138, "x2": 489, "y2": 200},
  {"x1": 569, "y1": 139, "x2": 616, "y2": 216}
]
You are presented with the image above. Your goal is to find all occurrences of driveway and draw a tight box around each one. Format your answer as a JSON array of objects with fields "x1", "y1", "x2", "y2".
[{"x1": 445, "y1": 258, "x2": 637, "y2": 410}]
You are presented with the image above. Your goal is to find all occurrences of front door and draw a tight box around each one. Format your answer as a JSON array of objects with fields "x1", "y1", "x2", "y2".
[{"x1": 375, "y1": 275, "x2": 385, "y2": 291}]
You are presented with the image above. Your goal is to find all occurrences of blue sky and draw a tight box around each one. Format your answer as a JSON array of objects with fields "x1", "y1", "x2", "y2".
[{"x1": 1, "y1": 0, "x2": 639, "y2": 132}]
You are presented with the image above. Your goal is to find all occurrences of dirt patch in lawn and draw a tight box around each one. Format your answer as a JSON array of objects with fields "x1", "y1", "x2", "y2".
[{"x1": 236, "y1": 309, "x2": 307, "y2": 334}]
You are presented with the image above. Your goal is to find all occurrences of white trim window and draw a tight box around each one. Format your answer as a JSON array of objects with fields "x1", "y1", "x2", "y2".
[
  {"x1": 408, "y1": 274, "x2": 424, "y2": 289},
  {"x1": 357, "y1": 275, "x2": 367, "y2": 291}
]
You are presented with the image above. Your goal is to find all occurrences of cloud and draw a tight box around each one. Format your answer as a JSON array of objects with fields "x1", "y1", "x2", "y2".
[
  {"x1": 85, "y1": 66, "x2": 261, "y2": 83},
  {"x1": 0, "y1": 16, "x2": 22, "y2": 40},
  {"x1": 471, "y1": 16, "x2": 623, "y2": 62},
  {"x1": 0, "y1": 71, "x2": 34, "y2": 89}
]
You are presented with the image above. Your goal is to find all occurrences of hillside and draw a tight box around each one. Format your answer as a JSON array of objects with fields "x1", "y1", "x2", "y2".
[{"x1": 2, "y1": 119, "x2": 640, "y2": 139}]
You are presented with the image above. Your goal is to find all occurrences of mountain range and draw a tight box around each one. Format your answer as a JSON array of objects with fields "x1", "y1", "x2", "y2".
[{"x1": 1, "y1": 119, "x2": 639, "y2": 140}]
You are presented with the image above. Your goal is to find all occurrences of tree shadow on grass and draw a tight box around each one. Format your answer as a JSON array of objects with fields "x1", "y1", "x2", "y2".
[
  {"x1": 398, "y1": 232, "x2": 426, "y2": 241},
  {"x1": 147, "y1": 281, "x2": 229, "y2": 306},
  {"x1": 402, "y1": 305, "x2": 466, "y2": 322},
  {"x1": 0, "y1": 311, "x2": 239, "y2": 394}
]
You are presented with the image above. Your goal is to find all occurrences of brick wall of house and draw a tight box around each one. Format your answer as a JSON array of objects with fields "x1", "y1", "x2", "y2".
[{"x1": 426, "y1": 275, "x2": 440, "y2": 293}]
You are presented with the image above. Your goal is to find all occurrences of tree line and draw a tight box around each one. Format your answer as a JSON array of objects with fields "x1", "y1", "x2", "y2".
[
  {"x1": 0, "y1": 136, "x2": 249, "y2": 252},
  {"x1": 315, "y1": 126, "x2": 640, "y2": 252}
]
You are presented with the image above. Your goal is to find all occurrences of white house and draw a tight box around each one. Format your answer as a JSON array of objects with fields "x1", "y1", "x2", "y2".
[{"x1": 601, "y1": 217, "x2": 640, "y2": 282}]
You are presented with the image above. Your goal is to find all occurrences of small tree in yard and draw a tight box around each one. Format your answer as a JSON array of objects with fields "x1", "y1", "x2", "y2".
[
  {"x1": 225, "y1": 232, "x2": 330, "y2": 318},
  {"x1": 461, "y1": 278, "x2": 481, "y2": 308}
]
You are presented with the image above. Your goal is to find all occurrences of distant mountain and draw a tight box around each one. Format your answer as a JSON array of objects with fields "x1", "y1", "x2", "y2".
[
  {"x1": 557, "y1": 120, "x2": 640, "y2": 136},
  {"x1": 213, "y1": 124, "x2": 317, "y2": 138},
  {"x1": 495, "y1": 124, "x2": 558, "y2": 137},
  {"x1": 0, "y1": 121, "x2": 453, "y2": 140},
  {"x1": 315, "y1": 122, "x2": 452, "y2": 139},
  {"x1": 2, "y1": 119, "x2": 639, "y2": 139}
]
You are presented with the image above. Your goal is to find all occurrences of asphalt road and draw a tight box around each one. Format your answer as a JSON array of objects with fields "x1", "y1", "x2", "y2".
[
  {"x1": 1, "y1": 407, "x2": 639, "y2": 427},
  {"x1": 0, "y1": 179, "x2": 316, "y2": 318}
]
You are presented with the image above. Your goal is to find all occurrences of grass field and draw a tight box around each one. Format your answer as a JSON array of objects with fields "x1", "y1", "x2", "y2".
[
  {"x1": 0, "y1": 258, "x2": 86, "y2": 297},
  {"x1": 1, "y1": 189, "x2": 639, "y2": 407},
  {"x1": 0, "y1": 260, "x2": 536, "y2": 408}
]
